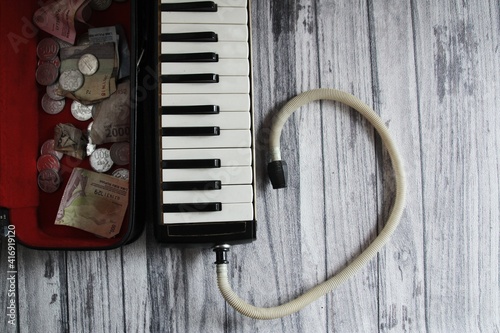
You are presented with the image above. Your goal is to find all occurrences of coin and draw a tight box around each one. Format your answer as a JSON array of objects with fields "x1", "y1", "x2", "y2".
[
  {"x1": 36, "y1": 63, "x2": 59, "y2": 86},
  {"x1": 90, "y1": 0, "x2": 112, "y2": 11},
  {"x1": 78, "y1": 54, "x2": 99, "y2": 76},
  {"x1": 37, "y1": 38, "x2": 59, "y2": 61},
  {"x1": 112, "y1": 168, "x2": 129, "y2": 181},
  {"x1": 38, "y1": 169, "x2": 61, "y2": 193},
  {"x1": 90, "y1": 148, "x2": 114, "y2": 172},
  {"x1": 41, "y1": 93, "x2": 65, "y2": 115},
  {"x1": 109, "y1": 142, "x2": 130, "y2": 166},
  {"x1": 46, "y1": 83, "x2": 65, "y2": 100},
  {"x1": 71, "y1": 100, "x2": 93, "y2": 121},
  {"x1": 37, "y1": 154, "x2": 61, "y2": 172},
  {"x1": 40, "y1": 139, "x2": 64, "y2": 160},
  {"x1": 59, "y1": 70, "x2": 84, "y2": 92},
  {"x1": 38, "y1": 56, "x2": 61, "y2": 69}
]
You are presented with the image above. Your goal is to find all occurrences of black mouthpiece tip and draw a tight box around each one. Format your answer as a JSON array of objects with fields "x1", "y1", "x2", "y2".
[{"x1": 267, "y1": 160, "x2": 288, "y2": 189}]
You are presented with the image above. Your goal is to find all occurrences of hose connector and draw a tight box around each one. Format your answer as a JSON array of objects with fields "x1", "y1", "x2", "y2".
[{"x1": 213, "y1": 244, "x2": 231, "y2": 264}]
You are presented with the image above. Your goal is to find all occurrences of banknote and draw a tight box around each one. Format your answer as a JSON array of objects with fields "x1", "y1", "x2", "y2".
[
  {"x1": 90, "y1": 79, "x2": 130, "y2": 144},
  {"x1": 89, "y1": 25, "x2": 130, "y2": 80},
  {"x1": 33, "y1": 0, "x2": 90, "y2": 44},
  {"x1": 59, "y1": 42, "x2": 117, "y2": 103},
  {"x1": 54, "y1": 123, "x2": 88, "y2": 159},
  {"x1": 55, "y1": 168, "x2": 129, "y2": 238}
]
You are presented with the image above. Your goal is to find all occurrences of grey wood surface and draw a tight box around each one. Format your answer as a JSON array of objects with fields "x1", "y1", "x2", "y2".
[{"x1": 1, "y1": 0, "x2": 499, "y2": 332}]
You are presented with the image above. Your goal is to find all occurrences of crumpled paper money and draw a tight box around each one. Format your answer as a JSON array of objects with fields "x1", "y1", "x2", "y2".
[
  {"x1": 55, "y1": 168, "x2": 129, "y2": 238},
  {"x1": 90, "y1": 79, "x2": 130, "y2": 144}
]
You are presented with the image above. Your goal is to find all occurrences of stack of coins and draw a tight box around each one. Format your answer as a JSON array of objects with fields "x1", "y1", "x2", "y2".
[
  {"x1": 36, "y1": 38, "x2": 68, "y2": 115},
  {"x1": 37, "y1": 139, "x2": 63, "y2": 193},
  {"x1": 35, "y1": 38, "x2": 59, "y2": 86}
]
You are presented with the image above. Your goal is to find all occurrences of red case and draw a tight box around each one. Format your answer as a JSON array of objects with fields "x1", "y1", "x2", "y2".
[{"x1": 0, "y1": 1, "x2": 144, "y2": 249}]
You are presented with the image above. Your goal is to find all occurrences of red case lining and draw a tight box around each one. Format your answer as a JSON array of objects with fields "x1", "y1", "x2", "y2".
[{"x1": 0, "y1": 1, "x2": 134, "y2": 249}]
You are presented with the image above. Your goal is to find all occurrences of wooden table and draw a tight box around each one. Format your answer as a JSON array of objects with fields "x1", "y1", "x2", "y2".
[{"x1": 1, "y1": 0, "x2": 499, "y2": 332}]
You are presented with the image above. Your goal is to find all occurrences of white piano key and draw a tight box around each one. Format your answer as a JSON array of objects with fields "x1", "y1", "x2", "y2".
[
  {"x1": 162, "y1": 76, "x2": 249, "y2": 94},
  {"x1": 162, "y1": 59, "x2": 249, "y2": 76},
  {"x1": 163, "y1": 184, "x2": 253, "y2": 203},
  {"x1": 163, "y1": 166, "x2": 253, "y2": 184},
  {"x1": 161, "y1": 8, "x2": 247, "y2": 25},
  {"x1": 162, "y1": 112, "x2": 250, "y2": 129},
  {"x1": 161, "y1": 0, "x2": 247, "y2": 7},
  {"x1": 162, "y1": 129, "x2": 251, "y2": 148},
  {"x1": 162, "y1": 148, "x2": 252, "y2": 166},
  {"x1": 162, "y1": 24, "x2": 248, "y2": 42},
  {"x1": 161, "y1": 94, "x2": 250, "y2": 112},
  {"x1": 163, "y1": 203, "x2": 254, "y2": 224},
  {"x1": 161, "y1": 42, "x2": 248, "y2": 59}
]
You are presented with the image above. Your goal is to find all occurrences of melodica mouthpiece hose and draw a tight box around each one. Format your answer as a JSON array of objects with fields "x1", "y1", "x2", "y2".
[{"x1": 214, "y1": 88, "x2": 407, "y2": 320}]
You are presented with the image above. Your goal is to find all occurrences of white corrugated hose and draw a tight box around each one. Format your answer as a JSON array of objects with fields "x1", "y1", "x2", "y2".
[{"x1": 216, "y1": 88, "x2": 407, "y2": 320}]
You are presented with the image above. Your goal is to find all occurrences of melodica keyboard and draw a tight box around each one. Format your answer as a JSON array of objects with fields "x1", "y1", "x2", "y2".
[{"x1": 150, "y1": 0, "x2": 256, "y2": 246}]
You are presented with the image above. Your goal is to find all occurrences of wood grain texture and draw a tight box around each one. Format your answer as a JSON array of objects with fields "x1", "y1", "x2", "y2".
[
  {"x1": 1, "y1": 1, "x2": 499, "y2": 332},
  {"x1": 413, "y1": 0, "x2": 500, "y2": 331},
  {"x1": 17, "y1": 248, "x2": 68, "y2": 333}
]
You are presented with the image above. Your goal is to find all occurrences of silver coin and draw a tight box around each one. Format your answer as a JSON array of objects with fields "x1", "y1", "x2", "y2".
[
  {"x1": 59, "y1": 70, "x2": 84, "y2": 92},
  {"x1": 112, "y1": 168, "x2": 129, "y2": 181},
  {"x1": 40, "y1": 139, "x2": 64, "y2": 160},
  {"x1": 36, "y1": 63, "x2": 59, "y2": 86},
  {"x1": 71, "y1": 100, "x2": 93, "y2": 121},
  {"x1": 90, "y1": 0, "x2": 112, "y2": 11},
  {"x1": 41, "y1": 93, "x2": 65, "y2": 114},
  {"x1": 109, "y1": 142, "x2": 130, "y2": 166},
  {"x1": 78, "y1": 54, "x2": 99, "y2": 76},
  {"x1": 37, "y1": 37, "x2": 59, "y2": 61},
  {"x1": 90, "y1": 148, "x2": 114, "y2": 173},
  {"x1": 46, "y1": 83, "x2": 65, "y2": 100},
  {"x1": 38, "y1": 169, "x2": 61, "y2": 193}
]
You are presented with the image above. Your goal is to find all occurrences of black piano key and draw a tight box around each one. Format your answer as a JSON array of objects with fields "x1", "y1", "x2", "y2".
[
  {"x1": 163, "y1": 202, "x2": 222, "y2": 213},
  {"x1": 162, "y1": 159, "x2": 221, "y2": 169},
  {"x1": 161, "y1": 1, "x2": 218, "y2": 12},
  {"x1": 160, "y1": 52, "x2": 219, "y2": 63},
  {"x1": 161, "y1": 74, "x2": 219, "y2": 84},
  {"x1": 162, "y1": 180, "x2": 222, "y2": 191},
  {"x1": 162, "y1": 105, "x2": 220, "y2": 115},
  {"x1": 161, "y1": 32, "x2": 218, "y2": 42},
  {"x1": 162, "y1": 126, "x2": 220, "y2": 136}
]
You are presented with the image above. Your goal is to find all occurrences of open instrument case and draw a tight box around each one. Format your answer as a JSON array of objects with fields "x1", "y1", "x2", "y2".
[{"x1": 0, "y1": 0, "x2": 148, "y2": 250}]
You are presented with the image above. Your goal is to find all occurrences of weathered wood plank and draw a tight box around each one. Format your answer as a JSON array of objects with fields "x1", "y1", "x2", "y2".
[
  {"x1": 17, "y1": 247, "x2": 68, "y2": 333},
  {"x1": 66, "y1": 249, "x2": 124, "y2": 332},
  {"x1": 121, "y1": 232, "x2": 150, "y2": 333},
  {"x1": 369, "y1": 1, "x2": 426, "y2": 332},
  {"x1": 315, "y1": 0, "x2": 380, "y2": 331},
  {"x1": 413, "y1": 0, "x2": 500, "y2": 331}
]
